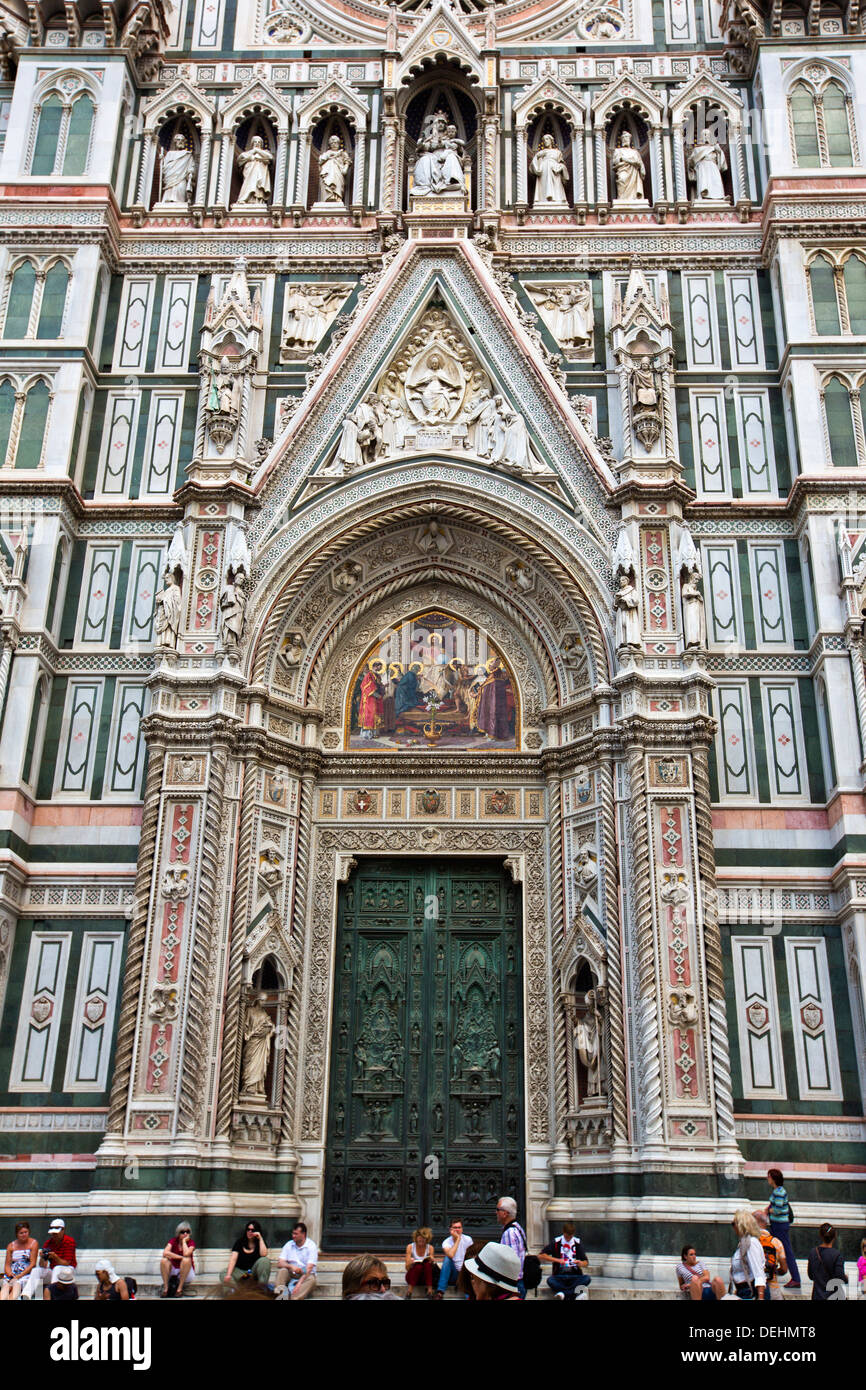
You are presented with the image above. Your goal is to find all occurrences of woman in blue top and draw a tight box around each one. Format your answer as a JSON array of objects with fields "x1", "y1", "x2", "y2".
[{"x1": 765, "y1": 1168, "x2": 801, "y2": 1288}]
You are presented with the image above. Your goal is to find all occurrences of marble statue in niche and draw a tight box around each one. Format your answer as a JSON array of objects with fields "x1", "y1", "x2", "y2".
[
  {"x1": 614, "y1": 570, "x2": 641, "y2": 649},
  {"x1": 158, "y1": 132, "x2": 195, "y2": 205},
  {"x1": 154, "y1": 566, "x2": 182, "y2": 648},
  {"x1": 411, "y1": 111, "x2": 467, "y2": 196},
  {"x1": 681, "y1": 564, "x2": 706, "y2": 649},
  {"x1": 237, "y1": 135, "x2": 273, "y2": 205},
  {"x1": 240, "y1": 994, "x2": 275, "y2": 1099},
  {"x1": 219, "y1": 563, "x2": 247, "y2": 651},
  {"x1": 627, "y1": 350, "x2": 663, "y2": 451},
  {"x1": 317, "y1": 134, "x2": 352, "y2": 205},
  {"x1": 611, "y1": 131, "x2": 646, "y2": 202},
  {"x1": 530, "y1": 133, "x2": 570, "y2": 208},
  {"x1": 687, "y1": 130, "x2": 728, "y2": 201}
]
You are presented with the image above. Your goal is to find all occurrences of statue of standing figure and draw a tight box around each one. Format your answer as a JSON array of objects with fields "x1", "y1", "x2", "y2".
[
  {"x1": 158, "y1": 132, "x2": 195, "y2": 205},
  {"x1": 154, "y1": 566, "x2": 182, "y2": 648},
  {"x1": 530, "y1": 133, "x2": 570, "y2": 208},
  {"x1": 240, "y1": 994, "x2": 275, "y2": 1099},
  {"x1": 219, "y1": 564, "x2": 247, "y2": 651},
  {"x1": 611, "y1": 131, "x2": 646, "y2": 202},
  {"x1": 614, "y1": 571, "x2": 641, "y2": 649},
  {"x1": 687, "y1": 130, "x2": 728, "y2": 201},
  {"x1": 317, "y1": 134, "x2": 352, "y2": 205},
  {"x1": 681, "y1": 564, "x2": 706, "y2": 648},
  {"x1": 236, "y1": 135, "x2": 273, "y2": 205},
  {"x1": 575, "y1": 990, "x2": 603, "y2": 1099}
]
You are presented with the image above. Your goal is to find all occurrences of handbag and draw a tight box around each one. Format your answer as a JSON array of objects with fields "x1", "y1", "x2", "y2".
[{"x1": 786, "y1": 1203, "x2": 794, "y2": 1225}]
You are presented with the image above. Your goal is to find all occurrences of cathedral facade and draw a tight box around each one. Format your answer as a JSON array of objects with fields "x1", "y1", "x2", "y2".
[{"x1": 0, "y1": 0, "x2": 863, "y2": 1272}]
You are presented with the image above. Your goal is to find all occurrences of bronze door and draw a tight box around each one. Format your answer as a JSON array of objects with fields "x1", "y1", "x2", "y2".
[{"x1": 323, "y1": 857, "x2": 524, "y2": 1249}]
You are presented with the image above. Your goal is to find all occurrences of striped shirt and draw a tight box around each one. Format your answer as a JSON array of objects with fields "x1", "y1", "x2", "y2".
[
  {"x1": 768, "y1": 1186, "x2": 790, "y2": 1223},
  {"x1": 500, "y1": 1221, "x2": 527, "y2": 1277}
]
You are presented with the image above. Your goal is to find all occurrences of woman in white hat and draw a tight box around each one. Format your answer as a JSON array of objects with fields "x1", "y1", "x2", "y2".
[{"x1": 464, "y1": 1242, "x2": 522, "y2": 1301}]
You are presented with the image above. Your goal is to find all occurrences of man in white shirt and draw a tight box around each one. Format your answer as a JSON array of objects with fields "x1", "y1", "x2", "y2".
[
  {"x1": 275, "y1": 1222, "x2": 318, "y2": 1300},
  {"x1": 434, "y1": 1218, "x2": 473, "y2": 1299}
]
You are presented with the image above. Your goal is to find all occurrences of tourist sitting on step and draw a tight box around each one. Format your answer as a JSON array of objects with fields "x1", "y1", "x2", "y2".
[
  {"x1": 2, "y1": 1220, "x2": 38, "y2": 1301},
  {"x1": 404, "y1": 1226, "x2": 438, "y2": 1298},
  {"x1": 539, "y1": 1221, "x2": 592, "y2": 1301},
  {"x1": 94, "y1": 1259, "x2": 134, "y2": 1301},
  {"x1": 43, "y1": 1266, "x2": 78, "y2": 1302},
  {"x1": 464, "y1": 1242, "x2": 522, "y2": 1300},
  {"x1": 275, "y1": 1221, "x2": 318, "y2": 1300},
  {"x1": 675, "y1": 1244, "x2": 725, "y2": 1301},
  {"x1": 224, "y1": 1220, "x2": 272, "y2": 1288},
  {"x1": 342, "y1": 1253, "x2": 400, "y2": 1300},
  {"x1": 433, "y1": 1218, "x2": 473, "y2": 1299},
  {"x1": 160, "y1": 1221, "x2": 196, "y2": 1297},
  {"x1": 21, "y1": 1217, "x2": 77, "y2": 1300}
]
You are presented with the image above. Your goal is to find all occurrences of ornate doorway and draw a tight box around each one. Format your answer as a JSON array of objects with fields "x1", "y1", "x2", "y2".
[{"x1": 323, "y1": 857, "x2": 524, "y2": 1249}]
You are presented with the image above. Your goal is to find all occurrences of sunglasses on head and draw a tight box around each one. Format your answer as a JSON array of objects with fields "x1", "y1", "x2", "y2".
[{"x1": 360, "y1": 1276, "x2": 391, "y2": 1290}]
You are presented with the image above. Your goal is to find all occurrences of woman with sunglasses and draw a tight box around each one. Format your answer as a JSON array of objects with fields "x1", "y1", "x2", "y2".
[
  {"x1": 224, "y1": 1220, "x2": 271, "y2": 1287},
  {"x1": 341, "y1": 1253, "x2": 401, "y2": 1300}
]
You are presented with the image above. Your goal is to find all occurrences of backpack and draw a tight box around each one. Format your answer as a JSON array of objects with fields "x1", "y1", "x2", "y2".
[
  {"x1": 758, "y1": 1231, "x2": 779, "y2": 1280},
  {"x1": 522, "y1": 1254, "x2": 542, "y2": 1291},
  {"x1": 125, "y1": 1276, "x2": 138, "y2": 1300}
]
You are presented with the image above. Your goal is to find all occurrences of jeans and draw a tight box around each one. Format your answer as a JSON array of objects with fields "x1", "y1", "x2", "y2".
[
  {"x1": 769, "y1": 1222, "x2": 800, "y2": 1284},
  {"x1": 438, "y1": 1257, "x2": 460, "y2": 1292},
  {"x1": 547, "y1": 1271, "x2": 591, "y2": 1300}
]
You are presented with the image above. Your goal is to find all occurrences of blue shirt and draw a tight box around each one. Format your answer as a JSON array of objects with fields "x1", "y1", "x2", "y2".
[{"x1": 769, "y1": 1186, "x2": 789, "y2": 1223}]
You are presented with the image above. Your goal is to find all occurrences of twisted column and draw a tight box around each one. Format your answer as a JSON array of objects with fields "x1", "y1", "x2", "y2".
[
  {"x1": 105, "y1": 738, "x2": 165, "y2": 1135},
  {"x1": 626, "y1": 744, "x2": 664, "y2": 1142},
  {"x1": 280, "y1": 768, "x2": 316, "y2": 1144},
  {"x1": 214, "y1": 756, "x2": 258, "y2": 1138},
  {"x1": 178, "y1": 740, "x2": 229, "y2": 1133},
  {"x1": 692, "y1": 738, "x2": 736, "y2": 1147},
  {"x1": 599, "y1": 759, "x2": 628, "y2": 1143},
  {"x1": 382, "y1": 117, "x2": 398, "y2": 214},
  {"x1": 553, "y1": 998, "x2": 570, "y2": 1142}
]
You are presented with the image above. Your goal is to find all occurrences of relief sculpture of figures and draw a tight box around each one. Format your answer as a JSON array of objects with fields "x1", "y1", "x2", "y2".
[
  {"x1": 317, "y1": 134, "x2": 351, "y2": 205},
  {"x1": 282, "y1": 285, "x2": 346, "y2": 354},
  {"x1": 611, "y1": 131, "x2": 646, "y2": 202},
  {"x1": 236, "y1": 134, "x2": 273, "y2": 204},
  {"x1": 240, "y1": 995, "x2": 275, "y2": 1099},
  {"x1": 687, "y1": 130, "x2": 728, "y2": 201},
  {"x1": 158, "y1": 132, "x2": 195, "y2": 205},
  {"x1": 526, "y1": 281, "x2": 593, "y2": 353},
  {"x1": 530, "y1": 133, "x2": 569, "y2": 208}
]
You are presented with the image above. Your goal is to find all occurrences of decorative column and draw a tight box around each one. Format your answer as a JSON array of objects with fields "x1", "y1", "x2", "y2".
[
  {"x1": 273, "y1": 130, "x2": 289, "y2": 207},
  {"x1": 571, "y1": 126, "x2": 585, "y2": 202},
  {"x1": 650, "y1": 124, "x2": 665, "y2": 200},
  {"x1": 594, "y1": 126, "x2": 608, "y2": 202},
  {"x1": 194, "y1": 130, "x2": 212, "y2": 206},
  {"x1": 515, "y1": 125, "x2": 528, "y2": 203},
  {"x1": 352, "y1": 129, "x2": 366, "y2": 206},
  {"x1": 672, "y1": 123, "x2": 687, "y2": 202},
  {"x1": 482, "y1": 113, "x2": 499, "y2": 211},
  {"x1": 381, "y1": 114, "x2": 398, "y2": 215},
  {"x1": 294, "y1": 131, "x2": 312, "y2": 206},
  {"x1": 135, "y1": 129, "x2": 156, "y2": 207}
]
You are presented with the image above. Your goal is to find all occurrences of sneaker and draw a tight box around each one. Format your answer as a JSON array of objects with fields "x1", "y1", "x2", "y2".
[
  {"x1": 575, "y1": 1287, "x2": 589, "y2": 1300},
  {"x1": 554, "y1": 1291, "x2": 565, "y2": 1299}
]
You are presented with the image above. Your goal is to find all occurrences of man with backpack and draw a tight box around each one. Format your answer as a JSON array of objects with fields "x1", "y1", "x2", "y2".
[
  {"x1": 496, "y1": 1196, "x2": 530, "y2": 1299},
  {"x1": 539, "y1": 1221, "x2": 592, "y2": 1301},
  {"x1": 754, "y1": 1210, "x2": 787, "y2": 1300}
]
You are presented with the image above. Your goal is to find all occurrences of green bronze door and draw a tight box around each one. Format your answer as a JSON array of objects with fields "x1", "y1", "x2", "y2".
[{"x1": 323, "y1": 858, "x2": 524, "y2": 1249}]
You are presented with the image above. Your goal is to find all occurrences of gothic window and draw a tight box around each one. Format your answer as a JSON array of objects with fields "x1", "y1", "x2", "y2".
[
  {"x1": 16, "y1": 380, "x2": 51, "y2": 468},
  {"x1": 30, "y1": 91, "x2": 95, "y2": 176},
  {"x1": 809, "y1": 255, "x2": 841, "y2": 334},
  {"x1": 843, "y1": 255, "x2": 866, "y2": 333},
  {"x1": 822, "y1": 375, "x2": 859, "y2": 467},
  {"x1": 0, "y1": 377, "x2": 52, "y2": 469},
  {"x1": 789, "y1": 83, "x2": 820, "y2": 167},
  {"x1": 789, "y1": 77, "x2": 856, "y2": 169},
  {"x1": 822, "y1": 81, "x2": 853, "y2": 166},
  {"x1": 3, "y1": 259, "x2": 69, "y2": 339},
  {"x1": 3, "y1": 262, "x2": 36, "y2": 338},
  {"x1": 0, "y1": 380, "x2": 14, "y2": 462}
]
